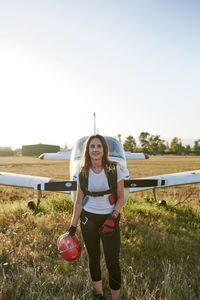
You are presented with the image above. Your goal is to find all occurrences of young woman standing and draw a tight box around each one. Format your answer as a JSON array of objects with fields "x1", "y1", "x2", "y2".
[{"x1": 68, "y1": 134, "x2": 124, "y2": 300}]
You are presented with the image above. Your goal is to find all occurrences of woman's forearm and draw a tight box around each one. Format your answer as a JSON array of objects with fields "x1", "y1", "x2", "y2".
[
  {"x1": 114, "y1": 179, "x2": 124, "y2": 213},
  {"x1": 70, "y1": 184, "x2": 84, "y2": 227},
  {"x1": 114, "y1": 196, "x2": 124, "y2": 213},
  {"x1": 71, "y1": 201, "x2": 83, "y2": 227}
]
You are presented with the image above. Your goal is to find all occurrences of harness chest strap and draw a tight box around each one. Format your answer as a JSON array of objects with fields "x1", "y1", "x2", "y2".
[
  {"x1": 79, "y1": 163, "x2": 118, "y2": 201},
  {"x1": 84, "y1": 188, "x2": 112, "y2": 197}
]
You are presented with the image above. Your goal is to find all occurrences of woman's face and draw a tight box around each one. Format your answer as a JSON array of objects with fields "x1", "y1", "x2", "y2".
[{"x1": 89, "y1": 138, "x2": 104, "y2": 161}]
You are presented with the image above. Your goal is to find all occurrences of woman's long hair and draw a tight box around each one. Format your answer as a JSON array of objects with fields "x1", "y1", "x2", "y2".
[{"x1": 81, "y1": 134, "x2": 116, "y2": 177}]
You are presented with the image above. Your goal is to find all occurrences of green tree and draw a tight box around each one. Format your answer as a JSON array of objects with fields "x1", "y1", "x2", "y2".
[
  {"x1": 170, "y1": 137, "x2": 183, "y2": 154},
  {"x1": 148, "y1": 135, "x2": 164, "y2": 154},
  {"x1": 192, "y1": 139, "x2": 200, "y2": 154},
  {"x1": 165, "y1": 141, "x2": 171, "y2": 153},
  {"x1": 123, "y1": 135, "x2": 136, "y2": 152},
  {"x1": 139, "y1": 132, "x2": 150, "y2": 153},
  {"x1": 157, "y1": 140, "x2": 167, "y2": 154},
  {"x1": 183, "y1": 144, "x2": 191, "y2": 155}
]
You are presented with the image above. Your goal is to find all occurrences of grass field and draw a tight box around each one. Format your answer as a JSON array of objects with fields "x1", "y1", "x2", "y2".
[{"x1": 0, "y1": 156, "x2": 200, "y2": 299}]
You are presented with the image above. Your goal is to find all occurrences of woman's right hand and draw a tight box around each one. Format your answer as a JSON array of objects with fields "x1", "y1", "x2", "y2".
[{"x1": 67, "y1": 225, "x2": 76, "y2": 236}]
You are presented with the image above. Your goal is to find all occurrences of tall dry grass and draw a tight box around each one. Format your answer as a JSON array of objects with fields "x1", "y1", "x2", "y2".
[{"x1": 0, "y1": 156, "x2": 200, "y2": 299}]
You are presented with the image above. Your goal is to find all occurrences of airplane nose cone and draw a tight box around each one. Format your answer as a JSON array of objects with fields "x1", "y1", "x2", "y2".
[{"x1": 39, "y1": 153, "x2": 45, "y2": 159}]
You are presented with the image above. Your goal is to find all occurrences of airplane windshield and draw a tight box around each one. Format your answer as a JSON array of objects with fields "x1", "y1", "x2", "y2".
[{"x1": 71, "y1": 136, "x2": 125, "y2": 160}]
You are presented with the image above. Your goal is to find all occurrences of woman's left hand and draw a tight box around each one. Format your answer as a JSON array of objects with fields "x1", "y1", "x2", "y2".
[{"x1": 101, "y1": 210, "x2": 119, "y2": 235}]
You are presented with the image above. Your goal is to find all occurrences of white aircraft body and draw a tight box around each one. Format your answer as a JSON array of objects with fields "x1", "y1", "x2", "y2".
[
  {"x1": 0, "y1": 135, "x2": 200, "y2": 205},
  {"x1": 125, "y1": 151, "x2": 149, "y2": 159},
  {"x1": 39, "y1": 151, "x2": 71, "y2": 160}
]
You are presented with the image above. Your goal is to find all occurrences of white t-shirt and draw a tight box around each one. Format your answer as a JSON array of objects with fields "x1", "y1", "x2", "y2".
[{"x1": 78, "y1": 164, "x2": 123, "y2": 214}]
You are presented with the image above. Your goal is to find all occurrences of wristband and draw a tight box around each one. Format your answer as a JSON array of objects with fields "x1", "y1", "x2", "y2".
[{"x1": 112, "y1": 210, "x2": 119, "y2": 219}]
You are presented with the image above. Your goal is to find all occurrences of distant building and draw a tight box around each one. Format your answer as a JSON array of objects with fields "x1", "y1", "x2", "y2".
[
  {"x1": 22, "y1": 144, "x2": 60, "y2": 156},
  {"x1": 0, "y1": 147, "x2": 15, "y2": 156}
]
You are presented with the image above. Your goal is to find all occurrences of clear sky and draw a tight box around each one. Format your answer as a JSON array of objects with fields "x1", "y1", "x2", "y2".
[{"x1": 0, "y1": 0, "x2": 200, "y2": 149}]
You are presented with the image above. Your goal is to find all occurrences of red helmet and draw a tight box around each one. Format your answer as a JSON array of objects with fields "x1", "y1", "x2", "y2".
[{"x1": 57, "y1": 233, "x2": 81, "y2": 262}]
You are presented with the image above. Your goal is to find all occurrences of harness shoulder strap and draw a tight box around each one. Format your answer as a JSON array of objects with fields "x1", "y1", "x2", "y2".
[
  {"x1": 79, "y1": 170, "x2": 88, "y2": 195},
  {"x1": 107, "y1": 163, "x2": 117, "y2": 190},
  {"x1": 106, "y1": 163, "x2": 118, "y2": 202}
]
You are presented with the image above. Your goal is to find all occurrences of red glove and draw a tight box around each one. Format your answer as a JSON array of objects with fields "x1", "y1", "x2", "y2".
[{"x1": 101, "y1": 210, "x2": 119, "y2": 235}]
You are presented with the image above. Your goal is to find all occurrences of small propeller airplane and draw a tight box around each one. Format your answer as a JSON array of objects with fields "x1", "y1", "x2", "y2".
[{"x1": 0, "y1": 135, "x2": 200, "y2": 209}]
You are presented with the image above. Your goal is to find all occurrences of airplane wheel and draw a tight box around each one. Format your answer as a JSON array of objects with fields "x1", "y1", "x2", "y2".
[
  {"x1": 27, "y1": 200, "x2": 36, "y2": 210},
  {"x1": 158, "y1": 200, "x2": 167, "y2": 207}
]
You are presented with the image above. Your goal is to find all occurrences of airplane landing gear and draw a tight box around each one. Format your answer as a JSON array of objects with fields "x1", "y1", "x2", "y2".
[
  {"x1": 27, "y1": 190, "x2": 41, "y2": 210},
  {"x1": 27, "y1": 200, "x2": 36, "y2": 210}
]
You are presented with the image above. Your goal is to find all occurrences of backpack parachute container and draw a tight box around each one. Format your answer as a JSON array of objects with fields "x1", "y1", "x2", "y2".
[{"x1": 57, "y1": 233, "x2": 81, "y2": 262}]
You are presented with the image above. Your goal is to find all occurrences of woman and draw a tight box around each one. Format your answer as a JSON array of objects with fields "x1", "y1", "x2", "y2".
[{"x1": 68, "y1": 134, "x2": 124, "y2": 300}]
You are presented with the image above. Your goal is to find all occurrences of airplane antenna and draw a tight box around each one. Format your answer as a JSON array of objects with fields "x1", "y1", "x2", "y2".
[{"x1": 94, "y1": 112, "x2": 97, "y2": 134}]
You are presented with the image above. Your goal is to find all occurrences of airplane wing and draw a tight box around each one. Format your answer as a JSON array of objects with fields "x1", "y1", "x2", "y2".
[
  {"x1": 1, "y1": 170, "x2": 200, "y2": 193},
  {"x1": 38, "y1": 170, "x2": 200, "y2": 192},
  {"x1": 128, "y1": 169, "x2": 200, "y2": 192},
  {"x1": 0, "y1": 171, "x2": 162, "y2": 192},
  {"x1": 39, "y1": 151, "x2": 71, "y2": 159},
  {"x1": 0, "y1": 172, "x2": 71, "y2": 193},
  {"x1": 125, "y1": 152, "x2": 149, "y2": 159},
  {"x1": 40, "y1": 152, "x2": 149, "y2": 160}
]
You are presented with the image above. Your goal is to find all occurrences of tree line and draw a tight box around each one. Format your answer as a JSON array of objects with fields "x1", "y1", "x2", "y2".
[{"x1": 116, "y1": 133, "x2": 200, "y2": 155}]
